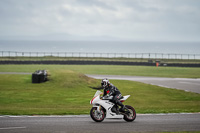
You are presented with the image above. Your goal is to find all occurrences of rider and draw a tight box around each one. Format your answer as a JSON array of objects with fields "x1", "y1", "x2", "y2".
[{"x1": 101, "y1": 78, "x2": 125, "y2": 112}]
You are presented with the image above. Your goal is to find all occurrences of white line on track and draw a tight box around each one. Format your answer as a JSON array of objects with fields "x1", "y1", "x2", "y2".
[
  {"x1": 0, "y1": 113, "x2": 199, "y2": 118},
  {"x1": 0, "y1": 115, "x2": 89, "y2": 118},
  {"x1": 0, "y1": 127, "x2": 26, "y2": 130}
]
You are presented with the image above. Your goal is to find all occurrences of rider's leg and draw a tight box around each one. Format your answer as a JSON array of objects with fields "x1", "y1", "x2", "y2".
[
  {"x1": 112, "y1": 95, "x2": 118, "y2": 105},
  {"x1": 114, "y1": 95, "x2": 125, "y2": 112},
  {"x1": 110, "y1": 95, "x2": 118, "y2": 114},
  {"x1": 117, "y1": 100, "x2": 125, "y2": 112}
]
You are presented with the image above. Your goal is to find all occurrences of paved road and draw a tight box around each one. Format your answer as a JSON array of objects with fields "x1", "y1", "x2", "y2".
[
  {"x1": 86, "y1": 74, "x2": 200, "y2": 94},
  {"x1": 0, "y1": 114, "x2": 200, "y2": 133}
]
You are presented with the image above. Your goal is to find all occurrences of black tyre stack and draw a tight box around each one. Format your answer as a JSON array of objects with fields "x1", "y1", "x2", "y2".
[{"x1": 32, "y1": 70, "x2": 48, "y2": 83}]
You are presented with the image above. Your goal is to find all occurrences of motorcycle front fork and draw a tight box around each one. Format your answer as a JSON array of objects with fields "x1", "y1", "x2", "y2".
[{"x1": 96, "y1": 105, "x2": 102, "y2": 113}]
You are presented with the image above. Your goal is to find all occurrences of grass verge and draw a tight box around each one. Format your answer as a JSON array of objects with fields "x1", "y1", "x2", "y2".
[
  {"x1": 0, "y1": 65, "x2": 200, "y2": 78},
  {"x1": 1, "y1": 56, "x2": 200, "y2": 64},
  {"x1": 0, "y1": 68, "x2": 199, "y2": 115}
]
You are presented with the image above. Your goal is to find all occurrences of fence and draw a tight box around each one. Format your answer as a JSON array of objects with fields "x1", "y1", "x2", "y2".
[{"x1": 1, "y1": 51, "x2": 200, "y2": 60}]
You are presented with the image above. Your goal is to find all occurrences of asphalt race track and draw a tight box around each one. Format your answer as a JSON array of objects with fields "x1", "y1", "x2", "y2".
[
  {"x1": 87, "y1": 74, "x2": 200, "y2": 94},
  {"x1": 0, "y1": 113, "x2": 200, "y2": 133}
]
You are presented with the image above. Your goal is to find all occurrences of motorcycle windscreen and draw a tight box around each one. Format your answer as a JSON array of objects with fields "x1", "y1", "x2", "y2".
[{"x1": 94, "y1": 90, "x2": 103, "y2": 97}]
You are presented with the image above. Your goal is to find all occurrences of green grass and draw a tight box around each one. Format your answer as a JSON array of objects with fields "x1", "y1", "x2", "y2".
[
  {"x1": 0, "y1": 66, "x2": 200, "y2": 115},
  {"x1": 0, "y1": 70, "x2": 99, "y2": 115},
  {"x1": 1, "y1": 56, "x2": 200, "y2": 64},
  {"x1": 114, "y1": 80, "x2": 200, "y2": 113},
  {"x1": 0, "y1": 65, "x2": 200, "y2": 78}
]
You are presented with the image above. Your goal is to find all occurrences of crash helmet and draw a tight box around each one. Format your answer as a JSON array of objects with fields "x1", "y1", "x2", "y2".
[{"x1": 101, "y1": 78, "x2": 110, "y2": 88}]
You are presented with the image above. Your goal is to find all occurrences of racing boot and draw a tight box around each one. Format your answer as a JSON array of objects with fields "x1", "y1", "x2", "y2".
[
  {"x1": 117, "y1": 100, "x2": 125, "y2": 112},
  {"x1": 111, "y1": 104, "x2": 119, "y2": 114},
  {"x1": 119, "y1": 106, "x2": 125, "y2": 112}
]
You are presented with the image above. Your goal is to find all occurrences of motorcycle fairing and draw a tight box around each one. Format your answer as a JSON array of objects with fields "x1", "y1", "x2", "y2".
[{"x1": 91, "y1": 95, "x2": 124, "y2": 119}]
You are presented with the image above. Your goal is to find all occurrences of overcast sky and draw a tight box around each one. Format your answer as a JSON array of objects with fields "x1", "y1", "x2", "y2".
[{"x1": 0, "y1": 0, "x2": 200, "y2": 42}]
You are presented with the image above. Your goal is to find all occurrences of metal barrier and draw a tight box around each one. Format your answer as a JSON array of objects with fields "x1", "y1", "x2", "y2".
[{"x1": 1, "y1": 51, "x2": 200, "y2": 60}]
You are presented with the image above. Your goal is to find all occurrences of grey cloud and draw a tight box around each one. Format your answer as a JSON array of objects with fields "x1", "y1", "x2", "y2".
[
  {"x1": 75, "y1": 0, "x2": 116, "y2": 10},
  {"x1": 0, "y1": 0, "x2": 200, "y2": 41}
]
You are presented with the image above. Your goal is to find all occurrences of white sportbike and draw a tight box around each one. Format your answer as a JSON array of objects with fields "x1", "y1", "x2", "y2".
[{"x1": 90, "y1": 90, "x2": 136, "y2": 122}]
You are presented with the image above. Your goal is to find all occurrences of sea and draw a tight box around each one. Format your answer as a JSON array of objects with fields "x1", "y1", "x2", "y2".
[{"x1": 0, "y1": 40, "x2": 200, "y2": 59}]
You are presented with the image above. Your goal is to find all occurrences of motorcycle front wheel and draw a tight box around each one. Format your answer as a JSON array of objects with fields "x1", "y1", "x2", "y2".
[
  {"x1": 90, "y1": 107, "x2": 105, "y2": 122},
  {"x1": 123, "y1": 105, "x2": 136, "y2": 122}
]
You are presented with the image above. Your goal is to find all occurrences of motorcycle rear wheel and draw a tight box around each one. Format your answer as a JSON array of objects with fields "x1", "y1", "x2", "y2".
[
  {"x1": 123, "y1": 105, "x2": 136, "y2": 122},
  {"x1": 90, "y1": 107, "x2": 105, "y2": 122}
]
